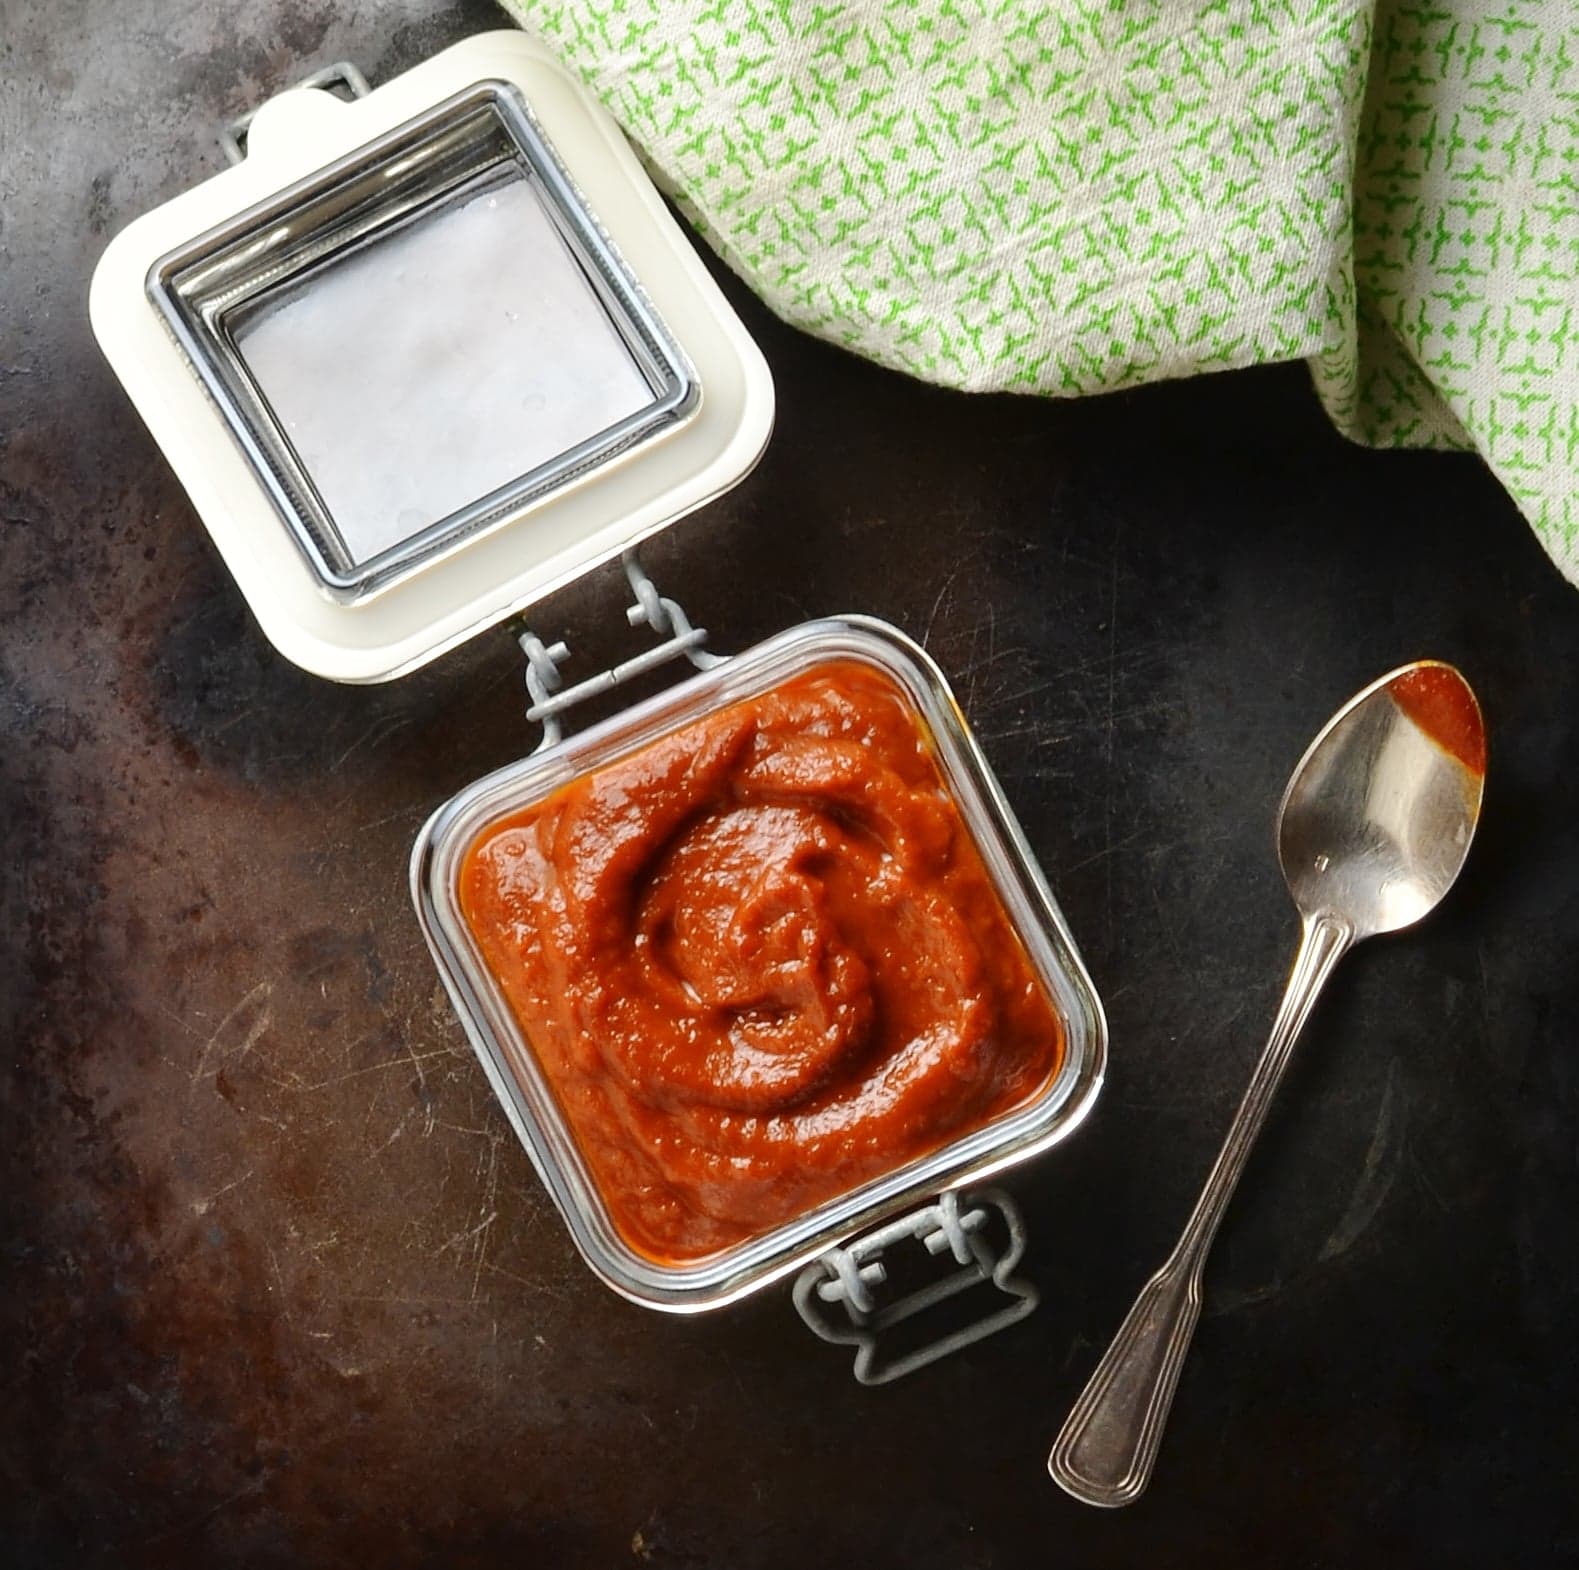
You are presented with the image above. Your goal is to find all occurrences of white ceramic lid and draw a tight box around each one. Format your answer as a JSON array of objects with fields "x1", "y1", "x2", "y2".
[{"x1": 89, "y1": 31, "x2": 774, "y2": 683}]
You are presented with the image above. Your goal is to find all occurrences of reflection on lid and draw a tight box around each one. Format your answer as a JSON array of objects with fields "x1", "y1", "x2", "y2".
[
  {"x1": 148, "y1": 83, "x2": 698, "y2": 603},
  {"x1": 233, "y1": 172, "x2": 655, "y2": 567}
]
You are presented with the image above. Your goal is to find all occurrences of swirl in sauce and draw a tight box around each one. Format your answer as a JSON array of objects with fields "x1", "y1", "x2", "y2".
[{"x1": 460, "y1": 662, "x2": 1065, "y2": 1262}]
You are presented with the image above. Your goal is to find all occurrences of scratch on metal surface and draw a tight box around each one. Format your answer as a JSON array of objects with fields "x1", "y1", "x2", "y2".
[
  {"x1": 1209, "y1": 1273, "x2": 1287, "y2": 1316},
  {"x1": 339, "y1": 1293, "x2": 481, "y2": 1309},
  {"x1": 485, "y1": 1259, "x2": 570, "y2": 1303},
  {"x1": 137, "y1": 1477, "x2": 271, "y2": 1548},
  {"x1": 1405, "y1": 1111, "x2": 1453, "y2": 1215},
  {"x1": 1101, "y1": 543, "x2": 1121, "y2": 949},
  {"x1": 1318, "y1": 1060, "x2": 1405, "y2": 1264},
  {"x1": 209, "y1": 703, "x2": 264, "y2": 737},
  {"x1": 264, "y1": 1239, "x2": 292, "y2": 1322},
  {"x1": 190, "y1": 1167, "x2": 256, "y2": 1216},
  {"x1": 963, "y1": 601, "x2": 996, "y2": 715},
  {"x1": 152, "y1": 1001, "x2": 202, "y2": 1040},
  {"x1": 434, "y1": 1210, "x2": 498, "y2": 1260},
  {"x1": 290, "y1": 1048, "x2": 453, "y2": 1094},
  {"x1": 1062, "y1": 827, "x2": 1145, "y2": 876},
  {"x1": 977, "y1": 673, "x2": 1066, "y2": 719},
  {"x1": 330, "y1": 712, "x2": 416, "y2": 772},
  {"x1": 305, "y1": 1228, "x2": 341, "y2": 1263},
  {"x1": 400, "y1": 1025, "x2": 435, "y2": 1093},
  {"x1": 920, "y1": 565, "x2": 961, "y2": 650},
  {"x1": 354, "y1": 804, "x2": 423, "y2": 834},
  {"x1": 188, "y1": 979, "x2": 274, "y2": 1087},
  {"x1": 958, "y1": 645, "x2": 1021, "y2": 691},
  {"x1": 470, "y1": 1134, "x2": 502, "y2": 1301},
  {"x1": 979, "y1": 721, "x2": 1070, "y2": 747},
  {"x1": 365, "y1": 1108, "x2": 414, "y2": 1159},
  {"x1": 1475, "y1": 940, "x2": 1494, "y2": 1039}
]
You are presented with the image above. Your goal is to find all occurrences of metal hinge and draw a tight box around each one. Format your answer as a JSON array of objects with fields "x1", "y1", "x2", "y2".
[{"x1": 516, "y1": 551, "x2": 725, "y2": 753}]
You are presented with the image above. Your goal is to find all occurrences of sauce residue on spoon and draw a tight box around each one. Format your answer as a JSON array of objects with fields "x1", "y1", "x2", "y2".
[{"x1": 1389, "y1": 664, "x2": 1486, "y2": 776}]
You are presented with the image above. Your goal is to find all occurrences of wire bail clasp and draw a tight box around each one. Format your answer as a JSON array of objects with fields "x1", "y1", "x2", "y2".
[
  {"x1": 792, "y1": 1188, "x2": 1039, "y2": 1385},
  {"x1": 518, "y1": 551, "x2": 725, "y2": 752}
]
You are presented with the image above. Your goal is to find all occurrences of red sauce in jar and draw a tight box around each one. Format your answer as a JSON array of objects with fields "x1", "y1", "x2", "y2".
[
  {"x1": 459, "y1": 661, "x2": 1066, "y2": 1262},
  {"x1": 1390, "y1": 664, "x2": 1486, "y2": 776}
]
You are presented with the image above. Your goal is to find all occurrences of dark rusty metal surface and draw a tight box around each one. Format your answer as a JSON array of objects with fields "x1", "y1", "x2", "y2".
[{"x1": 4, "y1": 3, "x2": 1579, "y2": 1566}]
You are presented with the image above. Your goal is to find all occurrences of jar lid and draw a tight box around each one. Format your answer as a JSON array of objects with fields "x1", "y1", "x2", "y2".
[{"x1": 90, "y1": 32, "x2": 774, "y2": 682}]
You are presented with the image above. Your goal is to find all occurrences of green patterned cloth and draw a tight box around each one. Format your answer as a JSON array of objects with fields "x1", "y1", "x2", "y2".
[{"x1": 501, "y1": 0, "x2": 1579, "y2": 584}]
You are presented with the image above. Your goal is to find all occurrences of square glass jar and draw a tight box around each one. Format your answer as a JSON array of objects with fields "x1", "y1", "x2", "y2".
[{"x1": 411, "y1": 616, "x2": 1106, "y2": 1312}]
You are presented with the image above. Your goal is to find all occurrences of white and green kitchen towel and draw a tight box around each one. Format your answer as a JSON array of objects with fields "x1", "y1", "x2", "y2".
[{"x1": 501, "y1": 0, "x2": 1579, "y2": 584}]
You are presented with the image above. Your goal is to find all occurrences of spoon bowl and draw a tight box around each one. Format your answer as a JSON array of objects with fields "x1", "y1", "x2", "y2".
[
  {"x1": 1049, "y1": 660, "x2": 1486, "y2": 1508},
  {"x1": 1279, "y1": 661, "x2": 1486, "y2": 940}
]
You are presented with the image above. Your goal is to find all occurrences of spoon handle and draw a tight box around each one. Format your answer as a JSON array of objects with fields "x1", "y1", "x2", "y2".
[{"x1": 1048, "y1": 912, "x2": 1353, "y2": 1507}]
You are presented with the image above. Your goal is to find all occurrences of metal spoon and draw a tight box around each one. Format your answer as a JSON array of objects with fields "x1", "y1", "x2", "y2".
[{"x1": 1048, "y1": 660, "x2": 1486, "y2": 1508}]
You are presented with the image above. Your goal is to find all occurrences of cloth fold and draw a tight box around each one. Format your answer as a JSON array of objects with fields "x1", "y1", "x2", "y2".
[{"x1": 503, "y1": 0, "x2": 1579, "y2": 584}]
